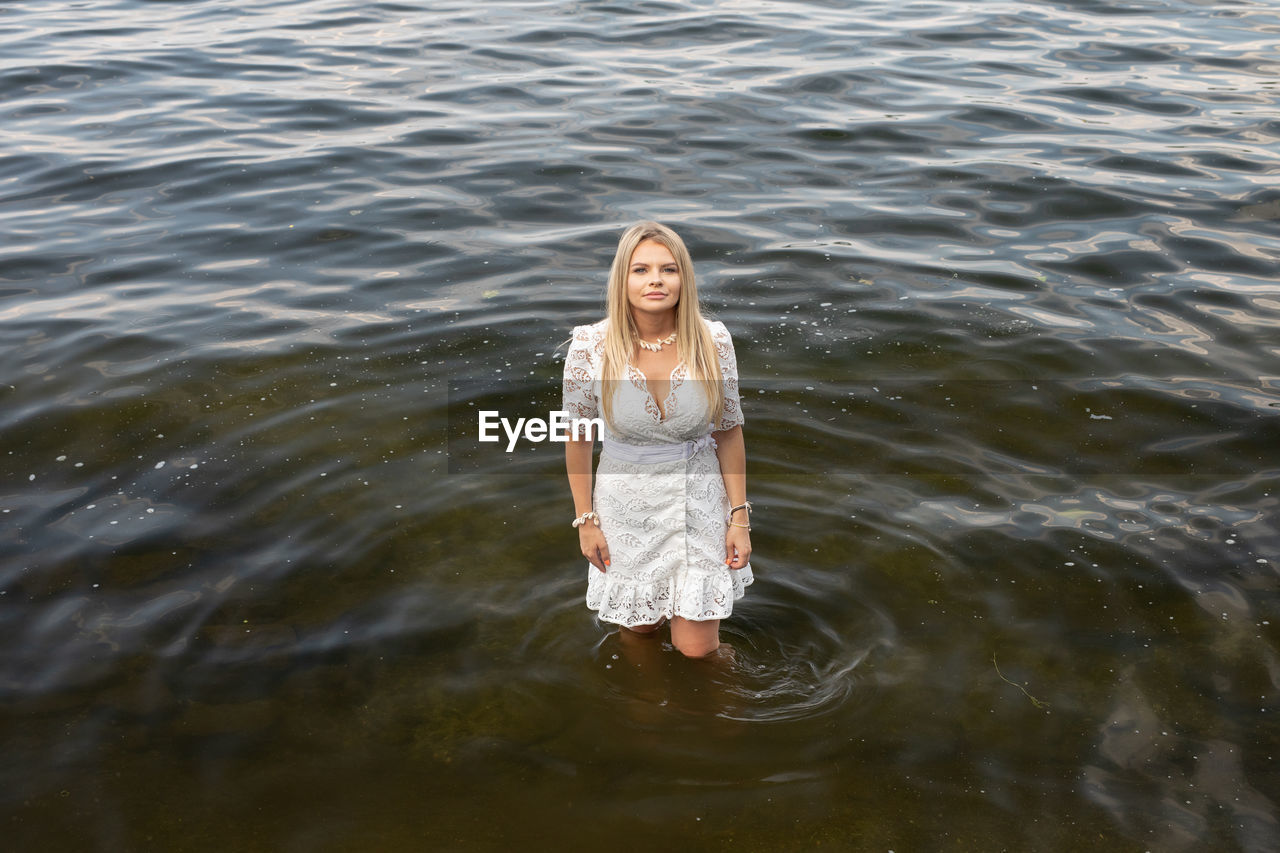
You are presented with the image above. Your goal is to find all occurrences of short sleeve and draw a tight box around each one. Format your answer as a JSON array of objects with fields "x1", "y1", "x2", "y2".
[
  {"x1": 562, "y1": 324, "x2": 599, "y2": 421},
  {"x1": 710, "y1": 320, "x2": 744, "y2": 431}
]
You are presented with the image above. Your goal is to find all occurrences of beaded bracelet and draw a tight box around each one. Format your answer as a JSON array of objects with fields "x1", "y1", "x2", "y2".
[{"x1": 572, "y1": 511, "x2": 600, "y2": 528}]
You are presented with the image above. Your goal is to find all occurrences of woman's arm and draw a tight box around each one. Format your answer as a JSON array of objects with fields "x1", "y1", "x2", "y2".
[
  {"x1": 713, "y1": 424, "x2": 751, "y2": 569},
  {"x1": 712, "y1": 424, "x2": 747, "y2": 506},
  {"x1": 566, "y1": 436, "x2": 610, "y2": 572}
]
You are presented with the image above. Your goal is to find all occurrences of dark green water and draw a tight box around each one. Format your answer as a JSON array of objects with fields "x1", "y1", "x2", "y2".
[{"x1": 2, "y1": 0, "x2": 1278, "y2": 849}]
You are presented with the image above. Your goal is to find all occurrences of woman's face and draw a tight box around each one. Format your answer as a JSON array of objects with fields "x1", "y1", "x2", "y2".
[{"x1": 626, "y1": 239, "x2": 681, "y2": 321}]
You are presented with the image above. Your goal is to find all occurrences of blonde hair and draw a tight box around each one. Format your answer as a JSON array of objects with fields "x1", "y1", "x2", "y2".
[{"x1": 600, "y1": 221, "x2": 724, "y2": 429}]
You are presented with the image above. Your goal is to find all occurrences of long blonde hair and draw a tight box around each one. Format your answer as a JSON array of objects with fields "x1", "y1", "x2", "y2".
[{"x1": 600, "y1": 221, "x2": 724, "y2": 429}]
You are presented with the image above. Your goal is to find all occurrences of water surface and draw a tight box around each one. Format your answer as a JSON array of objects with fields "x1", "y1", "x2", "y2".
[{"x1": 2, "y1": 0, "x2": 1278, "y2": 849}]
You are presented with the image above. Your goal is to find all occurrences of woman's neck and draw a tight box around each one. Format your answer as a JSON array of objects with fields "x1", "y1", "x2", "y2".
[{"x1": 632, "y1": 311, "x2": 677, "y2": 341}]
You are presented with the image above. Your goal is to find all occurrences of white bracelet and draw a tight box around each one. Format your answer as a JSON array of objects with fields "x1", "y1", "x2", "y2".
[{"x1": 572, "y1": 511, "x2": 599, "y2": 528}]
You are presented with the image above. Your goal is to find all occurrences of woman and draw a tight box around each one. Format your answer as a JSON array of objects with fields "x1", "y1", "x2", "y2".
[{"x1": 563, "y1": 221, "x2": 752, "y2": 659}]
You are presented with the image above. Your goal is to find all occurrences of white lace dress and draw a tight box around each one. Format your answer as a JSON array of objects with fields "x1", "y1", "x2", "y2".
[{"x1": 562, "y1": 318, "x2": 753, "y2": 627}]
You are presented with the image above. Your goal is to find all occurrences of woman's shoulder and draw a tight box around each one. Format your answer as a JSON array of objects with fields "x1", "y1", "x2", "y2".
[
  {"x1": 567, "y1": 319, "x2": 608, "y2": 356},
  {"x1": 701, "y1": 317, "x2": 732, "y2": 341},
  {"x1": 573, "y1": 318, "x2": 609, "y2": 338}
]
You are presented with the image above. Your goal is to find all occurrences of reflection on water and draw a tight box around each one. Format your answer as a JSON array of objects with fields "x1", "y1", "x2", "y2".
[{"x1": 3, "y1": 0, "x2": 1279, "y2": 848}]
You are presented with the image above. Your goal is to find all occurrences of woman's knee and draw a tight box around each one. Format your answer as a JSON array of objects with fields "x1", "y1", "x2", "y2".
[{"x1": 671, "y1": 616, "x2": 720, "y2": 657}]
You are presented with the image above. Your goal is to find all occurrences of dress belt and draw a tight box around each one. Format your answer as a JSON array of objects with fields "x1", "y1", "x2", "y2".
[{"x1": 601, "y1": 433, "x2": 717, "y2": 464}]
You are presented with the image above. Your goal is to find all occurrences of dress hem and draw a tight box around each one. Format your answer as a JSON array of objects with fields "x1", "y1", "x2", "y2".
[{"x1": 586, "y1": 570, "x2": 754, "y2": 627}]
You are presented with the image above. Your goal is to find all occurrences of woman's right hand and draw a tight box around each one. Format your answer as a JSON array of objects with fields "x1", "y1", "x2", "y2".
[{"x1": 579, "y1": 524, "x2": 610, "y2": 573}]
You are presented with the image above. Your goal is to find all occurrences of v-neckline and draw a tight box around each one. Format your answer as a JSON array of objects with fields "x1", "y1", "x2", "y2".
[{"x1": 628, "y1": 361, "x2": 684, "y2": 423}]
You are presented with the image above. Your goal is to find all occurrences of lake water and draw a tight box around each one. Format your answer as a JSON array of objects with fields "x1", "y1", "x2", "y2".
[{"x1": 2, "y1": 0, "x2": 1278, "y2": 849}]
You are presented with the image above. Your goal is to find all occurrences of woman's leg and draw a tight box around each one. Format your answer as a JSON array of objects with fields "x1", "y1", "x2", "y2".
[
  {"x1": 616, "y1": 620, "x2": 667, "y2": 676},
  {"x1": 621, "y1": 616, "x2": 666, "y2": 635},
  {"x1": 671, "y1": 616, "x2": 719, "y2": 658}
]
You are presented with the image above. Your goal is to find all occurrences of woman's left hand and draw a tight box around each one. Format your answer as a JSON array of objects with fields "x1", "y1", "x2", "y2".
[{"x1": 725, "y1": 525, "x2": 751, "y2": 569}]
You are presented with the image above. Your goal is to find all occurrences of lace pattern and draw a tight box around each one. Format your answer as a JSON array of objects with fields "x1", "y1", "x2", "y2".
[
  {"x1": 562, "y1": 318, "x2": 752, "y2": 626},
  {"x1": 561, "y1": 318, "x2": 745, "y2": 441}
]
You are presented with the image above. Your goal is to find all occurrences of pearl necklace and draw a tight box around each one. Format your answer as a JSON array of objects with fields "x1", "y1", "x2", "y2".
[{"x1": 638, "y1": 331, "x2": 677, "y2": 352}]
